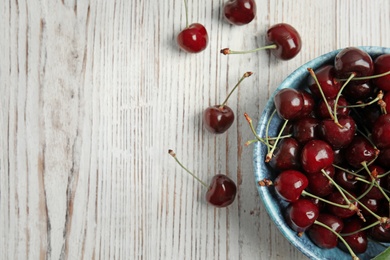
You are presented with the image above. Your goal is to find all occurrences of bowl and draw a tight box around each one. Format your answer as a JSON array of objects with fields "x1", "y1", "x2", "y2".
[{"x1": 253, "y1": 46, "x2": 390, "y2": 260}]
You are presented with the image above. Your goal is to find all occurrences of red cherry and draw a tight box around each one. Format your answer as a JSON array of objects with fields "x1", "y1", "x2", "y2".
[
  {"x1": 285, "y1": 199, "x2": 319, "y2": 232},
  {"x1": 203, "y1": 72, "x2": 252, "y2": 134},
  {"x1": 308, "y1": 65, "x2": 341, "y2": 99},
  {"x1": 273, "y1": 170, "x2": 308, "y2": 202},
  {"x1": 266, "y1": 23, "x2": 302, "y2": 60},
  {"x1": 221, "y1": 23, "x2": 301, "y2": 60},
  {"x1": 223, "y1": 0, "x2": 257, "y2": 26},
  {"x1": 327, "y1": 191, "x2": 359, "y2": 219},
  {"x1": 168, "y1": 150, "x2": 237, "y2": 207},
  {"x1": 345, "y1": 135, "x2": 378, "y2": 168},
  {"x1": 316, "y1": 96, "x2": 350, "y2": 119},
  {"x1": 318, "y1": 116, "x2": 356, "y2": 149},
  {"x1": 177, "y1": 23, "x2": 209, "y2": 53},
  {"x1": 206, "y1": 174, "x2": 237, "y2": 207},
  {"x1": 269, "y1": 137, "x2": 301, "y2": 171},
  {"x1": 372, "y1": 114, "x2": 390, "y2": 149},
  {"x1": 306, "y1": 166, "x2": 335, "y2": 197},
  {"x1": 373, "y1": 54, "x2": 390, "y2": 91},
  {"x1": 338, "y1": 218, "x2": 368, "y2": 254},
  {"x1": 301, "y1": 140, "x2": 334, "y2": 174},
  {"x1": 334, "y1": 47, "x2": 374, "y2": 79},
  {"x1": 308, "y1": 213, "x2": 344, "y2": 249},
  {"x1": 203, "y1": 106, "x2": 235, "y2": 134},
  {"x1": 368, "y1": 223, "x2": 390, "y2": 242},
  {"x1": 274, "y1": 88, "x2": 304, "y2": 120},
  {"x1": 292, "y1": 117, "x2": 319, "y2": 144}
]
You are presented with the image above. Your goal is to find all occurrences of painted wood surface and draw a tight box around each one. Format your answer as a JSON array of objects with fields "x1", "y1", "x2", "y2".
[{"x1": 1, "y1": 0, "x2": 389, "y2": 259}]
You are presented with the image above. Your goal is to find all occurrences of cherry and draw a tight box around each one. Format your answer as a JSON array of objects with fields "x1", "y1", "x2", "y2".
[
  {"x1": 306, "y1": 166, "x2": 335, "y2": 197},
  {"x1": 372, "y1": 114, "x2": 390, "y2": 149},
  {"x1": 345, "y1": 135, "x2": 378, "y2": 169},
  {"x1": 308, "y1": 65, "x2": 341, "y2": 99},
  {"x1": 343, "y1": 81, "x2": 373, "y2": 102},
  {"x1": 269, "y1": 137, "x2": 301, "y2": 171},
  {"x1": 360, "y1": 165, "x2": 386, "y2": 200},
  {"x1": 273, "y1": 170, "x2": 308, "y2": 202},
  {"x1": 359, "y1": 197, "x2": 379, "y2": 217},
  {"x1": 285, "y1": 199, "x2": 319, "y2": 233},
  {"x1": 326, "y1": 191, "x2": 359, "y2": 219},
  {"x1": 368, "y1": 223, "x2": 390, "y2": 242},
  {"x1": 299, "y1": 90, "x2": 315, "y2": 118},
  {"x1": 292, "y1": 116, "x2": 319, "y2": 144},
  {"x1": 203, "y1": 72, "x2": 252, "y2": 133},
  {"x1": 318, "y1": 115, "x2": 356, "y2": 149},
  {"x1": 223, "y1": 0, "x2": 257, "y2": 26},
  {"x1": 373, "y1": 54, "x2": 390, "y2": 91},
  {"x1": 168, "y1": 150, "x2": 237, "y2": 207},
  {"x1": 334, "y1": 168, "x2": 359, "y2": 192},
  {"x1": 377, "y1": 148, "x2": 390, "y2": 168},
  {"x1": 273, "y1": 88, "x2": 304, "y2": 120},
  {"x1": 221, "y1": 23, "x2": 301, "y2": 60},
  {"x1": 301, "y1": 139, "x2": 334, "y2": 174},
  {"x1": 334, "y1": 47, "x2": 374, "y2": 79},
  {"x1": 308, "y1": 213, "x2": 344, "y2": 249},
  {"x1": 177, "y1": 0, "x2": 208, "y2": 53},
  {"x1": 316, "y1": 96, "x2": 350, "y2": 119},
  {"x1": 383, "y1": 91, "x2": 390, "y2": 114},
  {"x1": 338, "y1": 218, "x2": 368, "y2": 254}
]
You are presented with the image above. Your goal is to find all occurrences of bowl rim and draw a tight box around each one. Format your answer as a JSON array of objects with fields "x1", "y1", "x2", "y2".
[{"x1": 253, "y1": 46, "x2": 390, "y2": 260}]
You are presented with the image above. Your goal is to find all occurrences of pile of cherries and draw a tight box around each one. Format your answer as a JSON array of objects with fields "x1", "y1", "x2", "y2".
[{"x1": 249, "y1": 47, "x2": 390, "y2": 259}]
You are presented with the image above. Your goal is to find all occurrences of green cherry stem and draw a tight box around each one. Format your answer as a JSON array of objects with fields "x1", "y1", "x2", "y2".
[
  {"x1": 338, "y1": 69, "x2": 390, "y2": 81},
  {"x1": 183, "y1": 0, "x2": 189, "y2": 28},
  {"x1": 221, "y1": 44, "x2": 277, "y2": 55},
  {"x1": 244, "y1": 113, "x2": 274, "y2": 147},
  {"x1": 220, "y1": 72, "x2": 253, "y2": 109},
  {"x1": 265, "y1": 119, "x2": 289, "y2": 162},
  {"x1": 333, "y1": 72, "x2": 356, "y2": 127},
  {"x1": 168, "y1": 149, "x2": 208, "y2": 188}
]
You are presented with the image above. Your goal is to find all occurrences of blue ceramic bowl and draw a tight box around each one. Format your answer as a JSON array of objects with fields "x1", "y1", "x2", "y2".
[{"x1": 253, "y1": 46, "x2": 390, "y2": 260}]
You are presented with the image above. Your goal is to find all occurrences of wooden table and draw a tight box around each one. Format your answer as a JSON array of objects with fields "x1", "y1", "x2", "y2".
[{"x1": 1, "y1": 0, "x2": 389, "y2": 259}]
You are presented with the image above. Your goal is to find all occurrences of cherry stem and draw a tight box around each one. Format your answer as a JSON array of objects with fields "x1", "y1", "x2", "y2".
[
  {"x1": 359, "y1": 162, "x2": 390, "y2": 204},
  {"x1": 302, "y1": 190, "x2": 351, "y2": 209},
  {"x1": 341, "y1": 220, "x2": 381, "y2": 236},
  {"x1": 220, "y1": 72, "x2": 253, "y2": 108},
  {"x1": 314, "y1": 220, "x2": 359, "y2": 260},
  {"x1": 265, "y1": 110, "x2": 277, "y2": 154},
  {"x1": 168, "y1": 149, "x2": 208, "y2": 188},
  {"x1": 338, "y1": 69, "x2": 390, "y2": 81},
  {"x1": 244, "y1": 113, "x2": 274, "y2": 147},
  {"x1": 340, "y1": 90, "x2": 383, "y2": 109},
  {"x1": 183, "y1": 0, "x2": 189, "y2": 28},
  {"x1": 265, "y1": 119, "x2": 288, "y2": 162},
  {"x1": 333, "y1": 72, "x2": 356, "y2": 127},
  {"x1": 220, "y1": 44, "x2": 278, "y2": 55},
  {"x1": 308, "y1": 68, "x2": 335, "y2": 120}
]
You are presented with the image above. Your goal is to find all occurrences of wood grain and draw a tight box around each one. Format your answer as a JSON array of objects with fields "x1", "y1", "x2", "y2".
[{"x1": 1, "y1": 0, "x2": 389, "y2": 259}]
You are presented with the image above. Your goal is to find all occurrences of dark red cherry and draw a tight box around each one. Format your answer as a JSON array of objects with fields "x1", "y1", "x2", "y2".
[
  {"x1": 359, "y1": 197, "x2": 379, "y2": 216},
  {"x1": 308, "y1": 65, "x2": 341, "y2": 99},
  {"x1": 377, "y1": 148, "x2": 390, "y2": 168},
  {"x1": 168, "y1": 150, "x2": 237, "y2": 208},
  {"x1": 273, "y1": 170, "x2": 308, "y2": 202},
  {"x1": 383, "y1": 91, "x2": 390, "y2": 114},
  {"x1": 343, "y1": 81, "x2": 373, "y2": 102},
  {"x1": 266, "y1": 23, "x2": 302, "y2": 60},
  {"x1": 293, "y1": 117, "x2": 319, "y2": 144},
  {"x1": 316, "y1": 96, "x2": 350, "y2": 119},
  {"x1": 203, "y1": 105, "x2": 235, "y2": 133},
  {"x1": 274, "y1": 88, "x2": 304, "y2": 120},
  {"x1": 203, "y1": 72, "x2": 252, "y2": 134},
  {"x1": 368, "y1": 223, "x2": 390, "y2": 242},
  {"x1": 334, "y1": 168, "x2": 358, "y2": 192},
  {"x1": 206, "y1": 174, "x2": 237, "y2": 207},
  {"x1": 318, "y1": 116, "x2": 356, "y2": 149},
  {"x1": 269, "y1": 137, "x2": 301, "y2": 171},
  {"x1": 338, "y1": 218, "x2": 368, "y2": 254},
  {"x1": 306, "y1": 166, "x2": 335, "y2": 197},
  {"x1": 308, "y1": 213, "x2": 344, "y2": 249},
  {"x1": 327, "y1": 191, "x2": 359, "y2": 219},
  {"x1": 285, "y1": 199, "x2": 319, "y2": 232},
  {"x1": 223, "y1": 0, "x2": 257, "y2": 26},
  {"x1": 345, "y1": 135, "x2": 378, "y2": 168},
  {"x1": 177, "y1": 23, "x2": 209, "y2": 53},
  {"x1": 299, "y1": 90, "x2": 315, "y2": 118},
  {"x1": 373, "y1": 54, "x2": 390, "y2": 91},
  {"x1": 301, "y1": 140, "x2": 334, "y2": 174},
  {"x1": 372, "y1": 114, "x2": 390, "y2": 149},
  {"x1": 334, "y1": 47, "x2": 374, "y2": 79}
]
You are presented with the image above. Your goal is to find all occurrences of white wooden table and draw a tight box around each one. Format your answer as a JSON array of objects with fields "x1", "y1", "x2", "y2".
[{"x1": 1, "y1": 0, "x2": 390, "y2": 259}]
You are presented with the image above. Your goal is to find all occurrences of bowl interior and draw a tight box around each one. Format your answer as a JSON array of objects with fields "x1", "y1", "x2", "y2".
[{"x1": 253, "y1": 46, "x2": 390, "y2": 260}]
